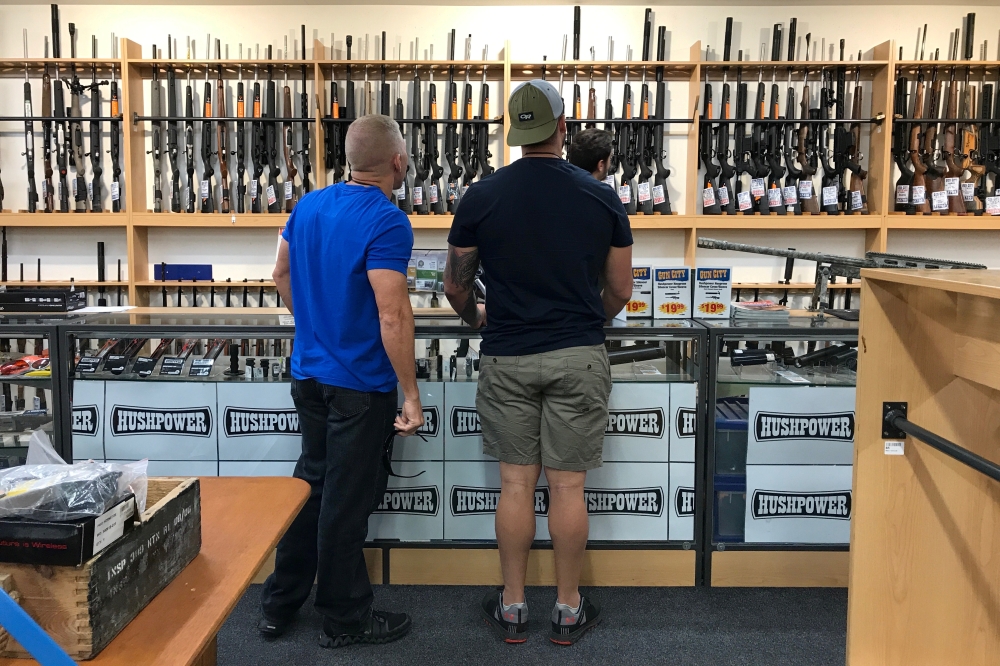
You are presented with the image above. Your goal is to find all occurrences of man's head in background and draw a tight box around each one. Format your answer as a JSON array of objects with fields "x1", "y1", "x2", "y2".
[{"x1": 567, "y1": 128, "x2": 614, "y2": 180}]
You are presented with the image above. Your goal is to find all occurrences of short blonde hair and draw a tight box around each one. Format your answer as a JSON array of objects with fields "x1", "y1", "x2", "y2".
[{"x1": 344, "y1": 115, "x2": 406, "y2": 173}]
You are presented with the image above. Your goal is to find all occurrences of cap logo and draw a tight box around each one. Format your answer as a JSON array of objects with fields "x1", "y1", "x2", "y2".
[{"x1": 518, "y1": 112, "x2": 534, "y2": 121}]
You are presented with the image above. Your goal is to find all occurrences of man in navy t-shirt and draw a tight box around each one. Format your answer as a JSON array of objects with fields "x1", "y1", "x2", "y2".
[
  {"x1": 261, "y1": 114, "x2": 423, "y2": 648},
  {"x1": 445, "y1": 80, "x2": 633, "y2": 645}
]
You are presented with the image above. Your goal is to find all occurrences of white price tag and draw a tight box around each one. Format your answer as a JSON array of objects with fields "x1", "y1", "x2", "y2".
[
  {"x1": 618, "y1": 185, "x2": 631, "y2": 204},
  {"x1": 638, "y1": 181, "x2": 651, "y2": 203},
  {"x1": 767, "y1": 187, "x2": 782, "y2": 207},
  {"x1": 931, "y1": 189, "x2": 948, "y2": 211},
  {"x1": 702, "y1": 186, "x2": 717, "y2": 207},
  {"x1": 393, "y1": 185, "x2": 405, "y2": 201},
  {"x1": 447, "y1": 183, "x2": 458, "y2": 202},
  {"x1": 284, "y1": 181, "x2": 293, "y2": 200},
  {"x1": 72, "y1": 179, "x2": 78, "y2": 197},
  {"x1": 986, "y1": 196, "x2": 1000, "y2": 216},
  {"x1": 41, "y1": 181, "x2": 48, "y2": 197},
  {"x1": 944, "y1": 177, "x2": 960, "y2": 197},
  {"x1": 58, "y1": 181, "x2": 63, "y2": 200},
  {"x1": 961, "y1": 182, "x2": 975, "y2": 202},
  {"x1": 717, "y1": 185, "x2": 730, "y2": 206},
  {"x1": 896, "y1": 184, "x2": 910, "y2": 204},
  {"x1": 111, "y1": 181, "x2": 120, "y2": 201},
  {"x1": 87, "y1": 181, "x2": 93, "y2": 200},
  {"x1": 782, "y1": 185, "x2": 797, "y2": 206},
  {"x1": 413, "y1": 186, "x2": 423, "y2": 205},
  {"x1": 652, "y1": 184, "x2": 666, "y2": 205},
  {"x1": 851, "y1": 190, "x2": 863, "y2": 211},
  {"x1": 798, "y1": 180, "x2": 813, "y2": 200},
  {"x1": 200, "y1": 180, "x2": 209, "y2": 199},
  {"x1": 249, "y1": 180, "x2": 258, "y2": 198},
  {"x1": 603, "y1": 175, "x2": 616, "y2": 189},
  {"x1": 460, "y1": 184, "x2": 470, "y2": 198},
  {"x1": 737, "y1": 190, "x2": 752, "y2": 211},
  {"x1": 822, "y1": 185, "x2": 838, "y2": 207},
  {"x1": 750, "y1": 178, "x2": 766, "y2": 198},
  {"x1": 266, "y1": 185, "x2": 277, "y2": 206},
  {"x1": 884, "y1": 440, "x2": 905, "y2": 456},
  {"x1": 24, "y1": 101, "x2": 31, "y2": 116},
  {"x1": 428, "y1": 184, "x2": 439, "y2": 204},
  {"x1": 911, "y1": 185, "x2": 926, "y2": 205}
]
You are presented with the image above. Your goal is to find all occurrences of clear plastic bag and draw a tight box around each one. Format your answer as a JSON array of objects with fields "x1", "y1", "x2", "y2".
[{"x1": 0, "y1": 432, "x2": 148, "y2": 522}]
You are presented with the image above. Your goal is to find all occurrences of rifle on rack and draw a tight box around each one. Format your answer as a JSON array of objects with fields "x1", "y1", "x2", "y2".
[
  {"x1": 67, "y1": 23, "x2": 88, "y2": 212},
  {"x1": 216, "y1": 41, "x2": 230, "y2": 214},
  {"x1": 150, "y1": 44, "x2": 164, "y2": 212},
  {"x1": 941, "y1": 66, "x2": 966, "y2": 214},
  {"x1": 459, "y1": 38, "x2": 477, "y2": 195},
  {"x1": 185, "y1": 61, "x2": 196, "y2": 213},
  {"x1": 89, "y1": 37, "x2": 107, "y2": 213},
  {"x1": 891, "y1": 74, "x2": 912, "y2": 212},
  {"x1": 343, "y1": 35, "x2": 355, "y2": 175},
  {"x1": 394, "y1": 61, "x2": 412, "y2": 212},
  {"x1": 109, "y1": 38, "x2": 122, "y2": 212},
  {"x1": 427, "y1": 57, "x2": 445, "y2": 214},
  {"x1": 818, "y1": 67, "x2": 841, "y2": 214},
  {"x1": 235, "y1": 52, "x2": 246, "y2": 213},
  {"x1": 22, "y1": 31, "x2": 39, "y2": 214},
  {"x1": 766, "y1": 29, "x2": 786, "y2": 215},
  {"x1": 251, "y1": 53, "x2": 264, "y2": 212},
  {"x1": 980, "y1": 70, "x2": 998, "y2": 202},
  {"x1": 166, "y1": 38, "x2": 180, "y2": 212},
  {"x1": 201, "y1": 43, "x2": 216, "y2": 213},
  {"x1": 266, "y1": 47, "x2": 282, "y2": 213},
  {"x1": 586, "y1": 47, "x2": 596, "y2": 129},
  {"x1": 717, "y1": 19, "x2": 737, "y2": 215},
  {"x1": 700, "y1": 59, "x2": 721, "y2": 214},
  {"x1": 797, "y1": 39, "x2": 820, "y2": 214},
  {"x1": 300, "y1": 26, "x2": 311, "y2": 196},
  {"x1": 42, "y1": 39, "x2": 55, "y2": 213},
  {"x1": 733, "y1": 53, "x2": 752, "y2": 213},
  {"x1": 282, "y1": 45, "x2": 297, "y2": 212},
  {"x1": 908, "y1": 71, "x2": 929, "y2": 214},
  {"x1": 618, "y1": 48, "x2": 637, "y2": 215},
  {"x1": 411, "y1": 59, "x2": 429, "y2": 214},
  {"x1": 960, "y1": 69, "x2": 982, "y2": 214},
  {"x1": 603, "y1": 38, "x2": 618, "y2": 192},
  {"x1": 477, "y1": 46, "x2": 494, "y2": 179},
  {"x1": 697, "y1": 237, "x2": 986, "y2": 311},
  {"x1": 444, "y1": 29, "x2": 462, "y2": 212},
  {"x1": 748, "y1": 52, "x2": 771, "y2": 215},
  {"x1": 636, "y1": 18, "x2": 654, "y2": 215},
  {"x1": 922, "y1": 66, "x2": 946, "y2": 212},
  {"x1": 52, "y1": 7, "x2": 69, "y2": 212},
  {"x1": 844, "y1": 61, "x2": 868, "y2": 214},
  {"x1": 327, "y1": 59, "x2": 344, "y2": 184}
]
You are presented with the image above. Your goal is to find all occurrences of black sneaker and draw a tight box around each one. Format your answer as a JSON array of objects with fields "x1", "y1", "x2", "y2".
[
  {"x1": 257, "y1": 614, "x2": 292, "y2": 640},
  {"x1": 481, "y1": 589, "x2": 528, "y2": 644},
  {"x1": 319, "y1": 609, "x2": 412, "y2": 648},
  {"x1": 549, "y1": 595, "x2": 601, "y2": 645}
]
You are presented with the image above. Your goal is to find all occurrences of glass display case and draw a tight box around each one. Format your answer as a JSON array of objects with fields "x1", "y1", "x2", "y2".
[{"x1": 699, "y1": 315, "x2": 859, "y2": 586}]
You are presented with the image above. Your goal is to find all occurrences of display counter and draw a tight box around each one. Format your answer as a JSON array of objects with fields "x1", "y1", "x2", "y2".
[
  {"x1": 62, "y1": 312, "x2": 708, "y2": 586},
  {"x1": 700, "y1": 315, "x2": 858, "y2": 587}
]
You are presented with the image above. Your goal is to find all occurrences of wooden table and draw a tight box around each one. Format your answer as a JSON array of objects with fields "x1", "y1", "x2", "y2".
[{"x1": 0, "y1": 476, "x2": 308, "y2": 666}]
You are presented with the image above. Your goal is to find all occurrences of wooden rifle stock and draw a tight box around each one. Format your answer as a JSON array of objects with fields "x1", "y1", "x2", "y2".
[
  {"x1": 283, "y1": 85, "x2": 296, "y2": 212},
  {"x1": 909, "y1": 77, "x2": 929, "y2": 213},
  {"x1": 942, "y1": 77, "x2": 966, "y2": 214},
  {"x1": 797, "y1": 84, "x2": 820, "y2": 213},
  {"x1": 217, "y1": 71, "x2": 230, "y2": 213}
]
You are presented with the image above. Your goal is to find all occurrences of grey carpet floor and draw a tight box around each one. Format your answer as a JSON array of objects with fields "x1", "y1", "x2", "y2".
[{"x1": 218, "y1": 584, "x2": 847, "y2": 665}]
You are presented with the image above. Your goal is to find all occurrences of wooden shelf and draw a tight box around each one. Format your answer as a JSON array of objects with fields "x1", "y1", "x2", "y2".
[
  {"x1": 0, "y1": 212, "x2": 128, "y2": 227},
  {"x1": 694, "y1": 214, "x2": 882, "y2": 230},
  {"x1": 136, "y1": 280, "x2": 274, "y2": 287},
  {"x1": 885, "y1": 214, "x2": 1000, "y2": 230},
  {"x1": 629, "y1": 215, "x2": 698, "y2": 229},
  {"x1": 0, "y1": 281, "x2": 126, "y2": 288},
  {"x1": 734, "y1": 282, "x2": 860, "y2": 290},
  {"x1": 131, "y1": 213, "x2": 288, "y2": 228}
]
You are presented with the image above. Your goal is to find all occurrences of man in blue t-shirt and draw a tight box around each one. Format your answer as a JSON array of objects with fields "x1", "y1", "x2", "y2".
[
  {"x1": 260, "y1": 114, "x2": 423, "y2": 648},
  {"x1": 445, "y1": 80, "x2": 633, "y2": 645}
]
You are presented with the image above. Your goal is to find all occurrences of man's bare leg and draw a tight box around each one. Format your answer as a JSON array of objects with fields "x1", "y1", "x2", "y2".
[
  {"x1": 496, "y1": 462, "x2": 542, "y2": 604},
  {"x1": 545, "y1": 467, "x2": 588, "y2": 608}
]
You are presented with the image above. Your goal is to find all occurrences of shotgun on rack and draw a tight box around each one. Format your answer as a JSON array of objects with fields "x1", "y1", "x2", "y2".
[
  {"x1": 216, "y1": 41, "x2": 230, "y2": 214},
  {"x1": 42, "y1": 39, "x2": 54, "y2": 213},
  {"x1": 151, "y1": 44, "x2": 163, "y2": 212},
  {"x1": 892, "y1": 74, "x2": 912, "y2": 213},
  {"x1": 88, "y1": 37, "x2": 107, "y2": 213},
  {"x1": 266, "y1": 46, "x2": 282, "y2": 213},
  {"x1": 22, "y1": 31, "x2": 39, "y2": 214},
  {"x1": 110, "y1": 38, "x2": 122, "y2": 212},
  {"x1": 300, "y1": 25, "x2": 311, "y2": 196},
  {"x1": 185, "y1": 64, "x2": 196, "y2": 213},
  {"x1": 236, "y1": 53, "x2": 246, "y2": 213},
  {"x1": 444, "y1": 29, "x2": 462, "y2": 212},
  {"x1": 166, "y1": 38, "x2": 180, "y2": 212},
  {"x1": 201, "y1": 51, "x2": 216, "y2": 213},
  {"x1": 477, "y1": 46, "x2": 494, "y2": 179},
  {"x1": 67, "y1": 23, "x2": 88, "y2": 212}
]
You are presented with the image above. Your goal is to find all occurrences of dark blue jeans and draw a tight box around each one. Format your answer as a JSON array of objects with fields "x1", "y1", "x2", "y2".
[{"x1": 261, "y1": 378, "x2": 397, "y2": 626}]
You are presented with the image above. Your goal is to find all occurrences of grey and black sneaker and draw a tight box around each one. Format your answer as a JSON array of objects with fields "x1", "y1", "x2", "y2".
[
  {"x1": 549, "y1": 595, "x2": 601, "y2": 645},
  {"x1": 481, "y1": 589, "x2": 529, "y2": 643},
  {"x1": 319, "y1": 609, "x2": 412, "y2": 648}
]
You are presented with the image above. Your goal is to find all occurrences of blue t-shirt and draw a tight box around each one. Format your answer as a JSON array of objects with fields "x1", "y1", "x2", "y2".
[
  {"x1": 282, "y1": 183, "x2": 413, "y2": 393},
  {"x1": 448, "y1": 158, "x2": 632, "y2": 356}
]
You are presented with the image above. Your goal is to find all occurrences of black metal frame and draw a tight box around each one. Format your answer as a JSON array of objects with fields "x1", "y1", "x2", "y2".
[{"x1": 700, "y1": 317, "x2": 858, "y2": 586}]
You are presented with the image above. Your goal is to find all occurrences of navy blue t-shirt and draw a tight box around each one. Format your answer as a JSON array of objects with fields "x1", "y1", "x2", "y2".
[
  {"x1": 282, "y1": 183, "x2": 413, "y2": 392},
  {"x1": 448, "y1": 158, "x2": 632, "y2": 356}
]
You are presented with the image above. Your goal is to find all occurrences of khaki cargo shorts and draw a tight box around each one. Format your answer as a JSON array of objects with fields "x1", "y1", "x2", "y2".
[{"x1": 476, "y1": 344, "x2": 612, "y2": 471}]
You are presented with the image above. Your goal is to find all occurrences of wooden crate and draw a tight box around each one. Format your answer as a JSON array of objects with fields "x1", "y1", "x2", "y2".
[{"x1": 0, "y1": 477, "x2": 202, "y2": 660}]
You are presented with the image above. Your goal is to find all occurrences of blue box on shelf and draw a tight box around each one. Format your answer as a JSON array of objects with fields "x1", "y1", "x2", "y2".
[
  {"x1": 153, "y1": 264, "x2": 213, "y2": 281},
  {"x1": 715, "y1": 396, "x2": 749, "y2": 475}
]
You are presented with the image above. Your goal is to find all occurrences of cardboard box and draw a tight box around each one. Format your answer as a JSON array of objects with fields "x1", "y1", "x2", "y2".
[
  {"x1": 0, "y1": 494, "x2": 137, "y2": 566},
  {"x1": 627, "y1": 266, "x2": 653, "y2": 318},
  {"x1": 0, "y1": 289, "x2": 86, "y2": 313},
  {"x1": 653, "y1": 267, "x2": 692, "y2": 319},
  {"x1": 694, "y1": 267, "x2": 732, "y2": 318}
]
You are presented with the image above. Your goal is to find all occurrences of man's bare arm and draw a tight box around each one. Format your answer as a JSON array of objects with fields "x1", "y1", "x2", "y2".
[
  {"x1": 601, "y1": 245, "x2": 633, "y2": 320},
  {"x1": 273, "y1": 238, "x2": 294, "y2": 315},
  {"x1": 444, "y1": 244, "x2": 486, "y2": 329},
  {"x1": 369, "y1": 269, "x2": 423, "y2": 436}
]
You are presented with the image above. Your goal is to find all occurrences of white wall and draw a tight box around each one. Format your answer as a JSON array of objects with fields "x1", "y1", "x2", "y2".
[{"x1": 0, "y1": 4, "x2": 997, "y2": 296}]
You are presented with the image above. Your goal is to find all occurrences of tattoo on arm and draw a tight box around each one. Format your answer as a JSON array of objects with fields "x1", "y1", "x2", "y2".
[{"x1": 447, "y1": 247, "x2": 481, "y2": 327}]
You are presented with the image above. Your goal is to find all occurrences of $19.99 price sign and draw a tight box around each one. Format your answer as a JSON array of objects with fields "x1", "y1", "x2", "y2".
[{"x1": 698, "y1": 301, "x2": 726, "y2": 315}]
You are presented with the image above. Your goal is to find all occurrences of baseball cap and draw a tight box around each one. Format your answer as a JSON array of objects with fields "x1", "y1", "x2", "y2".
[{"x1": 506, "y1": 79, "x2": 565, "y2": 147}]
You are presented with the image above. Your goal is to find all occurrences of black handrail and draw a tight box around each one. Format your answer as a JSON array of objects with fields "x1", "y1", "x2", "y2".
[{"x1": 883, "y1": 407, "x2": 1000, "y2": 483}]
